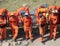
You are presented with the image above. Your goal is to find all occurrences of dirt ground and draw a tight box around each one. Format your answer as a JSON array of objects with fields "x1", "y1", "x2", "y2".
[
  {"x1": 0, "y1": 0, "x2": 60, "y2": 12},
  {"x1": 0, "y1": 25, "x2": 60, "y2": 46}
]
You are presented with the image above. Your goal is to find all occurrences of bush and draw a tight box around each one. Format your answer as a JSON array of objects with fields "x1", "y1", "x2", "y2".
[{"x1": 32, "y1": 0, "x2": 37, "y2": 2}]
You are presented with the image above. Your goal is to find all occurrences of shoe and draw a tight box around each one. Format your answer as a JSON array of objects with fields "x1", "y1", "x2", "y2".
[
  {"x1": 41, "y1": 41, "x2": 45, "y2": 45},
  {"x1": 30, "y1": 39, "x2": 34, "y2": 42},
  {"x1": 54, "y1": 38, "x2": 56, "y2": 41},
  {"x1": 50, "y1": 38, "x2": 52, "y2": 40},
  {"x1": 10, "y1": 39, "x2": 15, "y2": 42}
]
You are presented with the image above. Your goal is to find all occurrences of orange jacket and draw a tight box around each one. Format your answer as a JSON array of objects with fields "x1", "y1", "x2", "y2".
[
  {"x1": 48, "y1": 6, "x2": 59, "y2": 24},
  {"x1": 8, "y1": 12, "x2": 19, "y2": 27},
  {"x1": 0, "y1": 8, "x2": 8, "y2": 26},
  {"x1": 49, "y1": 13, "x2": 58, "y2": 25},
  {"x1": 36, "y1": 7, "x2": 48, "y2": 23},
  {"x1": 0, "y1": 8, "x2": 8, "y2": 15},
  {"x1": 21, "y1": 16, "x2": 32, "y2": 27}
]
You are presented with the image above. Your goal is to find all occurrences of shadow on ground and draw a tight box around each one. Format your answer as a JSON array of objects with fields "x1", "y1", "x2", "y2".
[{"x1": 6, "y1": 25, "x2": 60, "y2": 43}]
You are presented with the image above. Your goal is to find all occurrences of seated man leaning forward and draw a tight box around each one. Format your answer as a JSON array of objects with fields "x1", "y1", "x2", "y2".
[
  {"x1": 20, "y1": 12, "x2": 33, "y2": 42},
  {"x1": 0, "y1": 8, "x2": 8, "y2": 40},
  {"x1": 8, "y1": 12, "x2": 19, "y2": 41}
]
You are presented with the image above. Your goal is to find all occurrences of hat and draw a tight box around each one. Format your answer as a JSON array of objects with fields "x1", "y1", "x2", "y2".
[
  {"x1": 52, "y1": 10, "x2": 58, "y2": 13},
  {"x1": 20, "y1": 10, "x2": 26, "y2": 15},
  {"x1": 55, "y1": 10, "x2": 58, "y2": 13},
  {"x1": 24, "y1": 12, "x2": 28, "y2": 15}
]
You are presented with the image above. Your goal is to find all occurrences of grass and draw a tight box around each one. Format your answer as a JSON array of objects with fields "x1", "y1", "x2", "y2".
[{"x1": 0, "y1": 0, "x2": 60, "y2": 12}]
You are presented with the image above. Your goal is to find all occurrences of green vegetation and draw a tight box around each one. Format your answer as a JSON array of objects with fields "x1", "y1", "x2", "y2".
[{"x1": 0, "y1": 0, "x2": 60, "y2": 12}]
